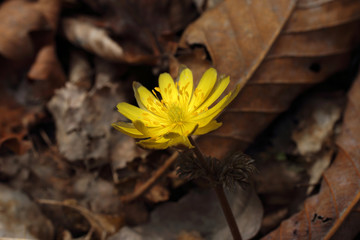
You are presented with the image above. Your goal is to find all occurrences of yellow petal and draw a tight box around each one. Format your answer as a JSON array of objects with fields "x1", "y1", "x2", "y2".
[
  {"x1": 193, "y1": 83, "x2": 241, "y2": 127},
  {"x1": 133, "y1": 82, "x2": 167, "y2": 118},
  {"x1": 194, "y1": 120, "x2": 222, "y2": 135},
  {"x1": 112, "y1": 122, "x2": 145, "y2": 138},
  {"x1": 170, "y1": 122, "x2": 198, "y2": 136},
  {"x1": 197, "y1": 76, "x2": 230, "y2": 111},
  {"x1": 142, "y1": 135, "x2": 193, "y2": 149},
  {"x1": 177, "y1": 68, "x2": 193, "y2": 105},
  {"x1": 134, "y1": 120, "x2": 172, "y2": 138},
  {"x1": 189, "y1": 68, "x2": 217, "y2": 112},
  {"x1": 117, "y1": 102, "x2": 164, "y2": 127},
  {"x1": 137, "y1": 137, "x2": 170, "y2": 149},
  {"x1": 159, "y1": 73, "x2": 178, "y2": 105}
]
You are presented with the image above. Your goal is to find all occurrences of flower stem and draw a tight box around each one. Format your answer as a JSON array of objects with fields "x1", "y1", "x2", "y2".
[{"x1": 188, "y1": 137, "x2": 242, "y2": 240}]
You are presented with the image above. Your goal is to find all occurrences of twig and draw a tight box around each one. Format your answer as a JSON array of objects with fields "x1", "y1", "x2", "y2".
[
  {"x1": 120, "y1": 151, "x2": 179, "y2": 203},
  {"x1": 37, "y1": 198, "x2": 115, "y2": 239}
]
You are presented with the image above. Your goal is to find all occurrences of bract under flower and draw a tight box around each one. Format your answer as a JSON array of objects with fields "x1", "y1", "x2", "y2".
[{"x1": 112, "y1": 68, "x2": 242, "y2": 149}]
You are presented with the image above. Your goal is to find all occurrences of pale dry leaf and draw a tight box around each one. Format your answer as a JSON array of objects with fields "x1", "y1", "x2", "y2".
[
  {"x1": 47, "y1": 59, "x2": 130, "y2": 165},
  {"x1": 292, "y1": 96, "x2": 344, "y2": 155},
  {"x1": 62, "y1": 18, "x2": 124, "y2": 62}
]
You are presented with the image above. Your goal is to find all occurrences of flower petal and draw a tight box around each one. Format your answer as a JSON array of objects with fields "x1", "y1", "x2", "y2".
[
  {"x1": 112, "y1": 122, "x2": 146, "y2": 138},
  {"x1": 193, "y1": 83, "x2": 241, "y2": 127},
  {"x1": 133, "y1": 120, "x2": 172, "y2": 138},
  {"x1": 177, "y1": 68, "x2": 193, "y2": 105},
  {"x1": 139, "y1": 135, "x2": 193, "y2": 149},
  {"x1": 159, "y1": 73, "x2": 178, "y2": 105},
  {"x1": 170, "y1": 122, "x2": 198, "y2": 136},
  {"x1": 194, "y1": 120, "x2": 222, "y2": 135},
  {"x1": 189, "y1": 68, "x2": 217, "y2": 112},
  {"x1": 197, "y1": 75, "x2": 230, "y2": 111},
  {"x1": 117, "y1": 102, "x2": 164, "y2": 127},
  {"x1": 133, "y1": 82, "x2": 167, "y2": 118},
  {"x1": 137, "y1": 137, "x2": 170, "y2": 149}
]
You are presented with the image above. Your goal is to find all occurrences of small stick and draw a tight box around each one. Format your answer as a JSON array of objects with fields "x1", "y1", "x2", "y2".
[{"x1": 120, "y1": 151, "x2": 179, "y2": 203}]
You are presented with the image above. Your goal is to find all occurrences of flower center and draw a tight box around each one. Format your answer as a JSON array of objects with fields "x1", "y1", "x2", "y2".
[{"x1": 167, "y1": 105, "x2": 185, "y2": 124}]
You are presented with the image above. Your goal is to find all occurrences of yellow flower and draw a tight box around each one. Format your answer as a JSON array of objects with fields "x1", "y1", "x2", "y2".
[{"x1": 112, "y1": 68, "x2": 241, "y2": 149}]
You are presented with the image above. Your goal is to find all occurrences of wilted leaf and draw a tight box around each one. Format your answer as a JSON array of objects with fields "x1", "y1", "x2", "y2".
[
  {"x1": 47, "y1": 58, "x2": 132, "y2": 164},
  {"x1": 0, "y1": 0, "x2": 49, "y2": 63},
  {"x1": 262, "y1": 67, "x2": 360, "y2": 239},
  {"x1": 62, "y1": 0, "x2": 197, "y2": 65},
  {"x1": 62, "y1": 18, "x2": 127, "y2": 63},
  {"x1": 27, "y1": 0, "x2": 66, "y2": 100},
  {"x1": 0, "y1": 92, "x2": 32, "y2": 155},
  {"x1": 178, "y1": 0, "x2": 360, "y2": 158}
]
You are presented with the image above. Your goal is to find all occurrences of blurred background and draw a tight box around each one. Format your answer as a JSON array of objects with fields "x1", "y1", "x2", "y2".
[{"x1": 0, "y1": 0, "x2": 360, "y2": 239}]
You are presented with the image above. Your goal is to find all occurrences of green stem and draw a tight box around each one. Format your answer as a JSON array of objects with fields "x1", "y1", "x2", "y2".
[{"x1": 188, "y1": 137, "x2": 242, "y2": 240}]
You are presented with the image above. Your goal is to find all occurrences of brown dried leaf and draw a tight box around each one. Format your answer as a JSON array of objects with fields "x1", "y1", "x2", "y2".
[
  {"x1": 0, "y1": 0, "x2": 49, "y2": 63},
  {"x1": 178, "y1": 0, "x2": 360, "y2": 158},
  {"x1": 262, "y1": 67, "x2": 360, "y2": 239},
  {"x1": 0, "y1": 92, "x2": 32, "y2": 155},
  {"x1": 284, "y1": 0, "x2": 360, "y2": 33},
  {"x1": 180, "y1": 0, "x2": 297, "y2": 85},
  {"x1": 27, "y1": 0, "x2": 66, "y2": 85}
]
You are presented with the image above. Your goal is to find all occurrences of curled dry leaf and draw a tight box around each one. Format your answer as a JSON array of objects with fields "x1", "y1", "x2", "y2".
[
  {"x1": 0, "y1": 92, "x2": 32, "y2": 155},
  {"x1": 27, "y1": 0, "x2": 66, "y2": 97},
  {"x1": 79, "y1": 0, "x2": 197, "y2": 64},
  {"x1": 62, "y1": 18, "x2": 126, "y2": 62},
  {"x1": 0, "y1": 0, "x2": 65, "y2": 100},
  {"x1": 0, "y1": 0, "x2": 49, "y2": 63},
  {"x1": 178, "y1": 0, "x2": 360, "y2": 158},
  {"x1": 262, "y1": 67, "x2": 360, "y2": 239}
]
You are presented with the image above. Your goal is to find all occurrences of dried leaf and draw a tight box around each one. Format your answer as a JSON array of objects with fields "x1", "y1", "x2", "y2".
[
  {"x1": 0, "y1": 0, "x2": 49, "y2": 63},
  {"x1": 62, "y1": 18, "x2": 126, "y2": 62},
  {"x1": 284, "y1": 0, "x2": 360, "y2": 33},
  {"x1": 79, "y1": 0, "x2": 198, "y2": 64},
  {"x1": 47, "y1": 58, "x2": 131, "y2": 164},
  {"x1": 262, "y1": 67, "x2": 360, "y2": 239},
  {"x1": 180, "y1": 0, "x2": 297, "y2": 85},
  {"x1": 0, "y1": 92, "x2": 33, "y2": 155},
  {"x1": 178, "y1": 0, "x2": 360, "y2": 158},
  {"x1": 27, "y1": 0, "x2": 66, "y2": 92}
]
